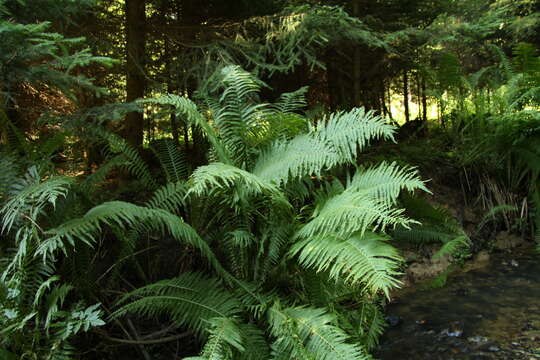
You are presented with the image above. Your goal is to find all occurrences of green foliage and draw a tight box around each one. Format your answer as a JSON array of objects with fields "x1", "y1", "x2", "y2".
[
  {"x1": 254, "y1": 109, "x2": 396, "y2": 185},
  {"x1": 268, "y1": 303, "x2": 369, "y2": 360},
  {"x1": 290, "y1": 232, "x2": 403, "y2": 297},
  {"x1": 394, "y1": 195, "x2": 471, "y2": 262},
  {"x1": 114, "y1": 273, "x2": 242, "y2": 335},
  {"x1": 108, "y1": 66, "x2": 426, "y2": 360},
  {"x1": 0, "y1": 166, "x2": 105, "y2": 359},
  {"x1": 151, "y1": 137, "x2": 189, "y2": 182},
  {"x1": 0, "y1": 17, "x2": 113, "y2": 102}
]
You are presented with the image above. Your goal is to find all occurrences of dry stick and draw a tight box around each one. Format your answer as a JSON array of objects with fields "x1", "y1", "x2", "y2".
[
  {"x1": 96, "y1": 245, "x2": 159, "y2": 283},
  {"x1": 99, "y1": 302, "x2": 150, "y2": 360},
  {"x1": 127, "y1": 318, "x2": 152, "y2": 360},
  {"x1": 98, "y1": 330, "x2": 192, "y2": 345}
]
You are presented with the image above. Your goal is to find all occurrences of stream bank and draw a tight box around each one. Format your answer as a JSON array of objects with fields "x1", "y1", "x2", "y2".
[{"x1": 377, "y1": 249, "x2": 540, "y2": 360}]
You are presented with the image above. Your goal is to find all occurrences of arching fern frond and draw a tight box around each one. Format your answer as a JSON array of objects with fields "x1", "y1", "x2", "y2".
[
  {"x1": 113, "y1": 272, "x2": 242, "y2": 335},
  {"x1": 358, "y1": 303, "x2": 386, "y2": 351},
  {"x1": 79, "y1": 155, "x2": 127, "y2": 194},
  {"x1": 271, "y1": 86, "x2": 309, "y2": 113},
  {"x1": 150, "y1": 137, "x2": 189, "y2": 182},
  {"x1": 95, "y1": 130, "x2": 156, "y2": 189},
  {"x1": 314, "y1": 108, "x2": 395, "y2": 162},
  {"x1": 188, "y1": 163, "x2": 283, "y2": 199},
  {"x1": 40, "y1": 201, "x2": 221, "y2": 271},
  {"x1": 290, "y1": 232, "x2": 402, "y2": 297},
  {"x1": 432, "y1": 235, "x2": 470, "y2": 260},
  {"x1": 1, "y1": 173, "x2": 73, "y2": 234},
  {"x1": 269, "y1": 303, "x2": 369, "y2": 360},
  {"x1": 144, "y1": 94, "x2": 230, "y2": 164},
  {"x1": 253, "y1": 108, "x2": 395, "y2": 185},
  {"x1": 252, "y1": 134, "x2": 338, "y2": 185},
  {"x1": 146, "y1": 181, "x2": 188, "y2": 214},
  {"x1": 209, "y1": 66, "x2": 271, "y2": 165},
  {"x1": 298, "y1": 186, "x2": 412, "y2": 239},
  {"x1": 185, "y1": 317, "x2": 245, "y2": 360},
  {"x1": 350, "y1": 162, "x2": 429, "y2": 206}
]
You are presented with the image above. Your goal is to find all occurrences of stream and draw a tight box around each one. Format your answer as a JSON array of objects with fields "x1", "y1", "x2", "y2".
[{"x1": 377, "y1": 251, "x2": 540, "y2": 360}]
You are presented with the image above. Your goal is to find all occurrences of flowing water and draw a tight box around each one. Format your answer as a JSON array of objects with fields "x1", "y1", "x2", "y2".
[{"x1": 377, "y1": 252, "x2": 540, "y2": 360}]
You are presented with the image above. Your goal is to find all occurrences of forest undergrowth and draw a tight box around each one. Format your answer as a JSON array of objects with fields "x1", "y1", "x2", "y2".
[{"x1": 1, "y1": 0, "x2": 540, "y2": 359}]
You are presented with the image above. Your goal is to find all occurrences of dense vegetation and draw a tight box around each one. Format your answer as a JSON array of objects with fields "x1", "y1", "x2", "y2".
[{"x1": 1, "y1": 0, "x2": 539, "y2": 359}]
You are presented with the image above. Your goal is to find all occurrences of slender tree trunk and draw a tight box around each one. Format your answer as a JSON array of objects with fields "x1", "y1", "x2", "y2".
[
  {"x1": 124, "y1": 0, "x2": 146, "y2": 148},
  {"x1": 163, "y1": 35, "x2": 180, "y2": 145},
  {"x1": 386, "y1": 85, "x2": 394, "y2": 120},
  {"x1": 352, "y1": 0, "x2": 362, "y2": 106},
  {"x1": 415, "y1": 71, "x2": 421, "y2": 119},
  {"x1": 403, "y1": 70, "x2": 410, "y2": 123},
  {"x1": 421, "y1": 77, "x2": 428, "y2": 122}
]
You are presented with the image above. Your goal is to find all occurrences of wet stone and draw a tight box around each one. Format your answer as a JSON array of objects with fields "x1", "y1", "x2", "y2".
[
  {"x1": 385, "y1": 314, "x2": 401, "y2": 327},
  {"x1": 468, "y1": 336, "x2": 489, "y2": 344}
]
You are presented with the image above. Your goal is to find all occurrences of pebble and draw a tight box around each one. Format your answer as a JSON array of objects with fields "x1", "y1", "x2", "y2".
[
  {"x1": 385, "y1": 315, "x2": 401, "y2": 327},
  {"x1": 468, "y1": 336, "x2": 488, "y2": 343},
  {"x1": 488, "y1": 345, "x2": 500, "y2": 352},
  {"x1": 442, "y1": 328, "x2": 463, "y2": 337},
  {"x1": 511, "y1": 259, "x2": 519, "y2": 267}
]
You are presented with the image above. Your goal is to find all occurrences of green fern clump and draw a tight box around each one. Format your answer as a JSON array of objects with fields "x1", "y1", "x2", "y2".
[
  {"x1": 1, "y1": 65, "x2": 426, "y2": 359},
  {"x1": 96, "y1": 66, "x2": 428, "y2": 359},
  {"x1": 0, "y1": 167, "x2": 105, "y2": 359}
]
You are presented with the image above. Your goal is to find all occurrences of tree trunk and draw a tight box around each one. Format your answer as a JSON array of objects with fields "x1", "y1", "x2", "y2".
[
  {"x1": 352, "y1": 0, "x2": 362, "y2": 106},
  {"x1": 403, "y1": 70, "x2": 410, "y2": 123},
  {"x1": 124, "y1": 0, "x2": 146, "y2": 148},
  {"x1": 421, "y1": 77, "x2": 427, "y2": 122}
]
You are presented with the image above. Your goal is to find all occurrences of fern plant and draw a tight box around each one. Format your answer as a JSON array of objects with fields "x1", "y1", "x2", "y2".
[
  {"x1": 0, "y1": 166, "x2": 105, "y2": 359},
  {"x1": 71, "y1": 66, "x2": 428, "y2": 359},
  {"x1": 1, "y1": 65, "x2": 425, "y2": 359}
]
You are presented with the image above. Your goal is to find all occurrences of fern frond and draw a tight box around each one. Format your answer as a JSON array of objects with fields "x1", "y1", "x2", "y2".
[
  {"x1": 113, "y1": 273, "x2": 242, "y2": 335},
  {"x1": 236, "y1": 323, "x2": 270, "y2": 360},
  {"x1": 144, "y1": 94, "x2": 230, "y2": 164},
  {"x1": 358, "y1": 303, "x2": 385, "y2": 351},
  {"x1": 210, "y1": 66, "x2": 272, "y2": 164},
  {"x1": 186, "y1": 317, "x2": 245, "y2": 360},
  {"x1": 272, "y1": 87, "x2": 309, "y2": 113},
  {"x1": 269, "y1": 303, "x2": 369, "y2": 360},
  {"x1": 290, "y1": 232, "x2": 402, "y2": 297},
  {"x1": 0, "y1": 152, "x2": 21, "y2": 201},
  {"x1": 188, "y1": 163, "x2": 282, "y2": 198},
  {"x1": 393, "y1": 225, "x2": 456, "y2": 244},
  {"x1": 432, "y1": 235, "x2": 470, "y2": 260},
  {"x1": 477, "y1": 204, "x2": 518, "y2": 231},
  {"x1": 145, "y1": 181, "x2": 188, "y2": 214},
  {"x1": 350, "y1": 162, "x2": 429, "y2": 206},
  {"x1": 80, "y1": 155, "x2": 127, "y2": 194},
  {"x1": 314, "y1": 108, "x2": 395, "y2": 163},
  {"x1": 40, "y1": 201, "x2": 221, "y2": 272},
  {"x1": 96, "y1": 130, "x2": 156, "y2": 189},
  {"x1": 253, "y1": 108, "x2": 395, "y2": 185},
  {"x1": 253, "y1": 134, "x2": 338, "y2": 185},
  {"x1": 298, "y1": 185, "x2": 412, "y2": 239},
  {"x1": 256, "y1": 222, "x2": 294, "y2": 282},
  {"x1": 151, "y1": 137, "x2": 189, "y2": 182},
  {"x1": 1, "y1": 174, "x2": 73, "y2": 234}
]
